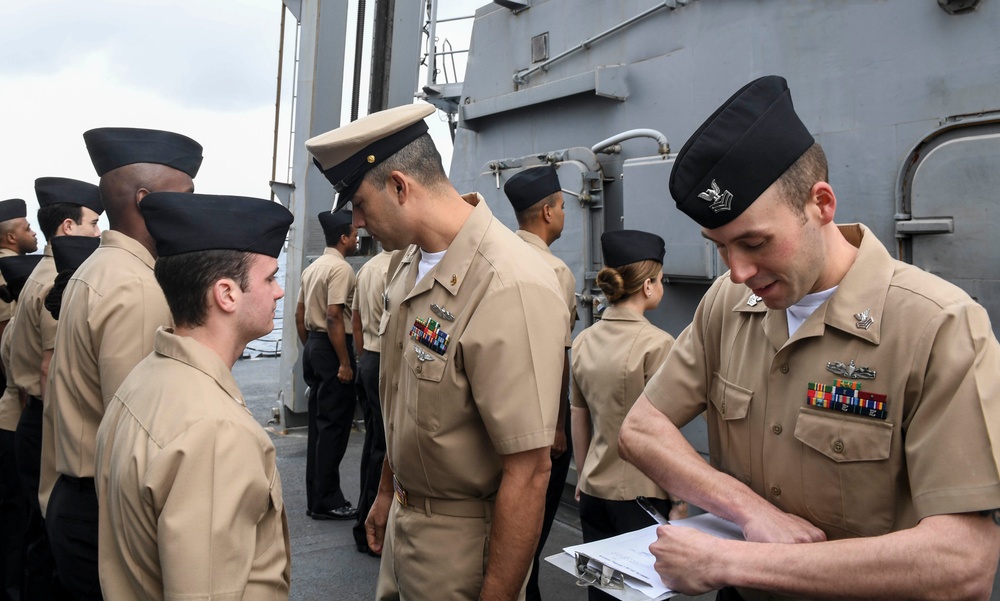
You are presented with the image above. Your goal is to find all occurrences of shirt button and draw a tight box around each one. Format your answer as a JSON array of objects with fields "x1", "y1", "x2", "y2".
[
  {"x1": 405, "y1": 301, "x2": 410, "y2": 308},
  {"x1": 779, "y1": 363, "x2": 789, "y2": 374},
  {"x1": 771, "y1": 485, "x2": 781, "y2": 497},
  {"x1": 833, "y1": 440, "x2": 845, "y2": 453},
  {"x1": 771, "y1": 424, "x2": 782, "y2": 435},
  {"x1": 416, "y1": 365, "x2": 422, "y2": 374},
  {"x1": 393, "y1": 382, "x2": 399, "y2": 391},
  {"x1": 389, "y1": 421, "x2": 394, "y2": 431},
  {"x1": 398, "y1": 341, "x2": 403, "y2": 350},
  {"x1": 721, "y1": 401, "x2": 726, "y2": 415}
]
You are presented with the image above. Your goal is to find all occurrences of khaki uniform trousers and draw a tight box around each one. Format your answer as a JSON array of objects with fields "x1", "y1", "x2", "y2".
[{"x1": 376, "y1": 496, "x2": 529, "y2": 601}]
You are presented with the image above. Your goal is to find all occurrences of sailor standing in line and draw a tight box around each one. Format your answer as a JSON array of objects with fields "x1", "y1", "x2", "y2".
[
  {"x1": 307, "y1": 103, "x2": 568, "y2": 600},
  {"x1": 503, "y1": 165, "x2": 578, "y2": 601},
  {"x1": 0, "y1": 254, "x2": 42, "y2": 601},
  {"x1": 10, "y1": 177, "x2": 102, "y2": 599},
  {"x1": 295, "y1": 209, "x2": 360, "y2": 521},
  {"x1": 96, "y1": 193, "x2": 293, "y2": 601},
  {"x1": 350, "y1": 246, "x2": 393, "y2": 555},
  {"x1": 41, "y1": 127, "x2": 202, "y2": 600},
  {"x1": 0, "y1": 198, "x2": 39, "y2": 347}
]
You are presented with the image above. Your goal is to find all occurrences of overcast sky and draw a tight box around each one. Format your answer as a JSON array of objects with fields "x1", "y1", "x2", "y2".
[{"x1": 0, "y1": 0, "x2": 467, "y2": 237}]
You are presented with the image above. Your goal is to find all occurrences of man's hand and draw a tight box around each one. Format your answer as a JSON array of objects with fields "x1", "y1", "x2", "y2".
[
  {"x1": 551, "y1": 429, "x2": 567, "y2": 458},
  {"x1": 649, "y1": 525, "x2": 728, "y2": 595},
  {"x1": 337, "y1": 364, "x2": 354, "y2": 384},
  {"x1": 741, "y1": 508, "x2": 827, "y2": 544},
  {"x1": 365, "y1": 490, "x2": 392, "y2": 555}
]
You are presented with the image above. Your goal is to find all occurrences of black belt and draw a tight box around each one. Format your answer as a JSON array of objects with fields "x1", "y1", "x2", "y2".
[
  {"x1": 27, "y1": 395, "x2": 43, "y2": 410},
  {"x1": 307, "y1": 331, "x2": 353, "y2": 341},
  {"x1": 58, "y1": 474, "x2": 95, "y2": 492}
]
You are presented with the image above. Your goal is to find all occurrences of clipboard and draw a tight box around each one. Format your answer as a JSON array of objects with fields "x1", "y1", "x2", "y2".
[{"x1": 544, "y1": 551, "x2": 671, "y2": 600}]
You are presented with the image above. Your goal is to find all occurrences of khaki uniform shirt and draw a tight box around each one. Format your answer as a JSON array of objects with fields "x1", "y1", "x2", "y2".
[
  {"x1": 516, "y1": 229, "x2": 577, "y2": 345},
  {"x1": 96, "y1": 329, "x2": 290, "y2": 601},
  {"x1": 0, "y1": 247, "x2": 17, "y2": 323},
  {"x1": 380, "y1": 194, "x2": 568, "y2": 501},
  {"x1": 9, "y1": 245, "x2": 57, "y2": 398},
  {"x1": 645, "y1": 224, "x2": 1000, "y2": 599},
  {"x1": 296, "y1": 247, "x2": 355, "y2": 334},
  {"x1": 571, "y1": 305, "x2": 673, "y2": 500},
  {"x1": 0, "y1": 313, "x2": 19, "y2": 431},
  {"x1": 40, "y1": 230, "x2": 171, "y2": 513},
  {"x1": 352, "y1": 250, "x2": 392, "y2": 353}
]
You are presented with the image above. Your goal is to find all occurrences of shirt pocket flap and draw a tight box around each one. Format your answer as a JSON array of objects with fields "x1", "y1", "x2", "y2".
[
  {"x1": 708, "y1": 373, "x2": 753, "y2": 421},
  {"x1": 794, "y1": 409, "x2": 892, "y2": 463},
  {"x1": 377, "y1": 310, "x2": 390, "y2": 336}
]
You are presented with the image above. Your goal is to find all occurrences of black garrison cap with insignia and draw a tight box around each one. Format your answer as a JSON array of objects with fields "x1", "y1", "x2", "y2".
[
  {"x1": 318, "y1": 210, "x2": 353, "y2": 236},
  {"x1": 83, "y1": 127, "x2": 203, "y2": 178},
  {"x1": 669, "y1": 75, "x2": 815, "y2": 230},
  {"x1": 0, "y1": 199, "x2": 27, "y2": 222},
  {"x1": 306, "y1": 103, "x2": 436, "y2": 211},
  {"x1": 35, "y1": 177, "x2": 104, "y2": 215},
  {"x1": 51, "y1": 235, "x2": 102, "y2": 273},
  {"x1": 140, "y1": 193, "x2": 293, "y2": 258},
  {"x1": 601, "y1": 230, "x2": 665, "y2": 269},
  {"x1": 504, "y1": 166, "x2": 561, "y2": 213}
]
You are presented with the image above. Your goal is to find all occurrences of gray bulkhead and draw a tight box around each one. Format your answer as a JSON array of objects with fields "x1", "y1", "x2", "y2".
[{"x1": 452, "y1": 0, "x2": 1000, "y2": 343}]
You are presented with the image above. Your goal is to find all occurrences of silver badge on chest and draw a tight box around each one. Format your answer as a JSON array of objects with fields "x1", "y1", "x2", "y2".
[{"x1": 826, "y1": 359, "x2": 876, "y2": 380}]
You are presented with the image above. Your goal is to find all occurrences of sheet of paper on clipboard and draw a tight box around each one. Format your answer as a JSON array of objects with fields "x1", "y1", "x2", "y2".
[{"x1": 546, "y1": 513, "x2": 744, "y2": 599}]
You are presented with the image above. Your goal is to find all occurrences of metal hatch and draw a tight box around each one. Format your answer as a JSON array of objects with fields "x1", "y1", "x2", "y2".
[
  {"x1": 897, "y1": 118, "x2": 1000, "y2": 337},
  {"x1": 473, "y1": 148, "x2": 605, "y2": 334}
]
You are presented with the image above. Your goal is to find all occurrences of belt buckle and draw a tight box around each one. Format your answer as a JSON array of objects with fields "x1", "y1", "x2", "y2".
[{"x1": 393, "y1": 477, "x2": 408, "y2": 507}]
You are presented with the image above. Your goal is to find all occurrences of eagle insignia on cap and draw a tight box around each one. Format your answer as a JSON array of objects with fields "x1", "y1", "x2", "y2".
[{"x1": 698, "y1": 180, "x2": 733, "y2": 213}]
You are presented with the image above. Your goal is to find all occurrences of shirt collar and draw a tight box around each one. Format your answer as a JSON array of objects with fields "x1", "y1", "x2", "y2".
[
  {"x1": 600, "y1": 304, "x2": 648, "y2": 323},
  {"x1": 100, "y1": 230, "x2": 156, "y2": 270},
  {"x1": 324, "y1": 247, "x2": 346, "y2": 261},
  {"x1": 731, "y1": 223, "x2": 890, "y2": 346},
  {"x1": 152, "y1": 327, "x2": 246, "y2": 409},
  {"x1": 516, "y1": 229, "x2": 551, "y2": 254},
  {"x1": 405, "y1": 193, "x2": 492, "y2": 300}
]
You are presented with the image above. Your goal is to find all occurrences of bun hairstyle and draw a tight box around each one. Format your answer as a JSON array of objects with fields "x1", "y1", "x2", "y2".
[{"x1": 596, "y1": 259, "x2": 661, "y2": 304}]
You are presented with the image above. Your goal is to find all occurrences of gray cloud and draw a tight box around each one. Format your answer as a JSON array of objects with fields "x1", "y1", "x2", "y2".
[{"x1": 0, "y1": 0, "x2": 281, "y2": 112}]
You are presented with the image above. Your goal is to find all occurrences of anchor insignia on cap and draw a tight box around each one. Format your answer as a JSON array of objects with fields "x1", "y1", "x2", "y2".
[
  {"x1": 854, "y1": 308, "x2": 874, "y2": 330},
  {"x1": 826, "y1": 359, "x2": 876, "y2": 380},
  {"x1": 698, "y1": 180, "x2": 733, "y2": 213}
]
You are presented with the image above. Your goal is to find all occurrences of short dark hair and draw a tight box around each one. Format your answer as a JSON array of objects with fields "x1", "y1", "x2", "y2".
[
  {"x1": 154, "y1": 250, "x2": 253, "y2": 328},
  {"x1": 514, "y1": 191, "x2": 560, "y2": 228},
  {"x1": 37, "y1": 204, "x2": 84, "y2": 240},
  {"x1": 362, "y1": 133, "x2": 448, "y2": 192},
  {"x1": 775, "y1": 143, "x2": 829, "y2": 217},
  {"x1": 325, "y1": 224, "x2": 354, "y2": 247}
]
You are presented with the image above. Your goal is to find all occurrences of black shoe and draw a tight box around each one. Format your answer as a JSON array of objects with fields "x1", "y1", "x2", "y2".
[
  {"x1": 306, "y1": 509, "x2": 313, "y2": 517},
  {"x1": 311, "y1": 503, "x2": 358, "y2": 521}
]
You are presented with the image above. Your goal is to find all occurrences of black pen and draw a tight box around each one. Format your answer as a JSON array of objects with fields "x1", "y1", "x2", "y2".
[{"x1": 636, "y1": 496, "x2": 669, "y2": 525}]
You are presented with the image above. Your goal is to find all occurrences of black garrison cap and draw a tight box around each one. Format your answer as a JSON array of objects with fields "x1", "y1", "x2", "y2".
[
  {"x1": 318, "y1": 210, "x2": 353, "y2": 236},
  {"x1": 306, "y1": 104, "x2": 435, "y2": 211},
  {"x1": 83, "y1": 127, "x2": 203, "y2": 178},
  {"x1": 601, "y1": 230, "x2": 665, "y2": 269},
  {"x1": 0, "y1": 255, "x2": 42, "y2": 283},
  {"x1": 51, "y1": 235, "x2": 102, "y2": 272},
  {"x1": 140, "y1": 193, "x2": 293, "y2": 258},
  {"x1": 669, "y1": 75, "x2": 815, "y2": 229},
  {"x1": 0, "y1": 199, "x2": 27, "y2": 222},
  {"x1": 504, "y1": 166, "x2": 561, "y2": 213},
  {"x1": 35, "y1": 177, "x2": 104, "y2": 215}
]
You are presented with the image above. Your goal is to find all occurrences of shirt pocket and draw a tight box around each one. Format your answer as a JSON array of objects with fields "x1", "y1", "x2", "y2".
[
  {"x1": 793, "y1": 408, "x2": 895, "y2": 536},
  {"x1": 402, "y1": 342, "x2": 448, "y2": 431},
  {"x1": 707, "y1": 373, "x2": 753, "y2": 484},
  {"x1": 255, "y1": 469, "x2": 284, "y2": 560}
]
